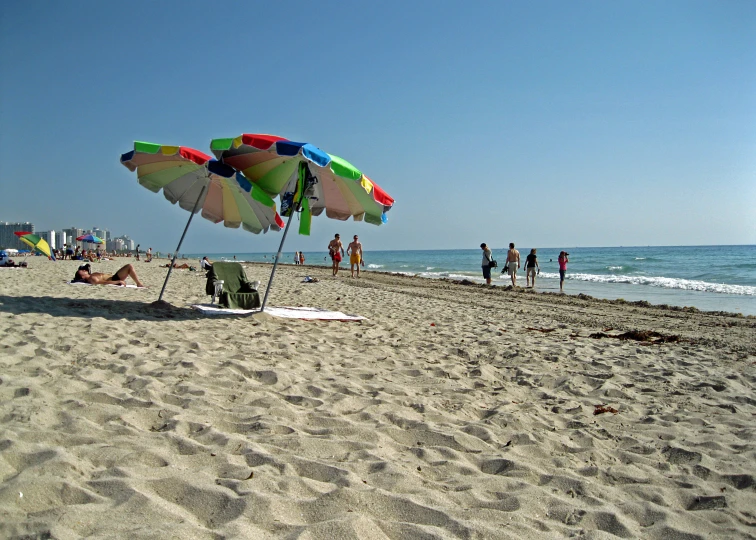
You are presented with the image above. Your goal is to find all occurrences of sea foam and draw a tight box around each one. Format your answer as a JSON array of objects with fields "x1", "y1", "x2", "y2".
[{"x1": 539, "y1": 272, "x2": 756, "y2": 296}]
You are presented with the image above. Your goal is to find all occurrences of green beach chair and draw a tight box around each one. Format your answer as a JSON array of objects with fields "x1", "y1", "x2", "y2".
[{"x1": 205, "y1": 262, "x2": 261, "y2": 310}]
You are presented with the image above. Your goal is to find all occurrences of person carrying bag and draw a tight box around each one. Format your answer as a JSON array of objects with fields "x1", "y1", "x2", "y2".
[{"x1": 480, "y1": 243, "x2": 496, "y2": 285}]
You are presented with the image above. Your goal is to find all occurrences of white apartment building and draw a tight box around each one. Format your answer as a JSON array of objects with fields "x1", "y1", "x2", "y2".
[
  {"x1": 55, "y1": 231, "x2": 67, "y2": 250},
  {"x1": 0, "y1": 222, "x2": 35, "y2": 250}
]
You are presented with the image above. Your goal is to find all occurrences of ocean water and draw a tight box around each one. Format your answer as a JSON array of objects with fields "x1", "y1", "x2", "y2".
[{"x1": 191, "y1": 245, "x2": 756, "y2": 316}]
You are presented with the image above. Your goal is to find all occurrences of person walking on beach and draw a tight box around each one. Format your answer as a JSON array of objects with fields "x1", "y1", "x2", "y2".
[
  {"x1": 506, "y1": 242, "x2": 520, "y2": 287},
  {"x1": 135, "y1": 244, "x2": 140, "y2": 261},
  {"x1": 525, "y1": 248, "x2": 540, "y2": 288},
  {"x1": 347, "y1": 235, "x2": 363, "y2": 278},
  {"x1": 480, "y1": 243, "x2": 493, "y2": 285},
  {"x1": 294, "y1": 251, "x2": 299, "y2": 265},
  {"x1": 299, "y1": 252, "x2": 305, "y2": 265},
  {"x1": 558, "y1": 251, "x2": 569, "y2": 292},
  {"x1": 328, "y1": 234, "x2": 344, "y2": 276}
]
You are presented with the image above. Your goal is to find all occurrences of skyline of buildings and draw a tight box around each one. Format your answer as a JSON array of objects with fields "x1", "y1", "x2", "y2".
[{"x1": 0, "y1": 221, "x2": 136, "y2": 252}]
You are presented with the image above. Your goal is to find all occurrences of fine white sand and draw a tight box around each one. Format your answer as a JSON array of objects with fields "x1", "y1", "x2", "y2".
[{"x1": 1, "y1": 259, "x2": 755, "y2": 539}]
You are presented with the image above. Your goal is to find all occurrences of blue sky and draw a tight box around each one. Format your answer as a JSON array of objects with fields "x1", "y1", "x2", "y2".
[{"x1": 1, "y1": 1, "x2": 754, "y2": 254}]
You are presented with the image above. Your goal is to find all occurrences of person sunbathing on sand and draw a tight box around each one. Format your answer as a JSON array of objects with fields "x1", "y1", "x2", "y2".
[
  {"x1": 72, "y1": 263, "x2": 146, "y2": 287},
  {"x1": 0, "y1": 255, "x2": 26, "y2": 268}
]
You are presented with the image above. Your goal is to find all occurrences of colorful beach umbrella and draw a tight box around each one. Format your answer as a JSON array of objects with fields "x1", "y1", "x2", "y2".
[
  {"x1": 211, "y1": 134, "x2": 395, "y2": 311},
  {"x1": 211, "y1": 134, "x2": 394, "y2": 232},
  {"x1": 14, "y1": 232, "x2": 55, "y2": 260},
  {"x1": 76, "y1": 234, "x2": 104, "y2": 244},
  {"x1": 120, "y1": 141, "x2": 285, "y2": 302}
]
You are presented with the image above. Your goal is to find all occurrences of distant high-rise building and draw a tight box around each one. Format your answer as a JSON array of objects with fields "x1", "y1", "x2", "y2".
[
  {"x1": 0, "y1": 222, "x2": 35, "y2": 249},
  {"x1": 92, "y1": 227, "x2": 110, "y2": 242},
  {"x1": 110, "y1": 238, "x2": 126, "y2": 252},
  {"x1": 37, "y1": 231, "x2": 56, "y2": 250},
  {"x1": 55, "y1": 231, "x2": 67, "y2": 250},
  {"x1": 63, "y1": 227, "x2": 83, "y2": 249},
  {"x1": 114, "y1": 235, "x2": 135, "y2": 252}
]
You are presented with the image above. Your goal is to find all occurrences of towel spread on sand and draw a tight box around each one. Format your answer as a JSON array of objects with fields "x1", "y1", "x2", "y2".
[
  {"x1": 67, "y1": 281, "x2": 144, "y2": 289},
  {"x1": 191, "y1": 304, "x2": 366, "y2": 320}
]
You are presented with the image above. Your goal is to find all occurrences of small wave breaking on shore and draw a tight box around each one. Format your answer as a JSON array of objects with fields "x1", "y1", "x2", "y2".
[{"x1": 539, "y1": 272, "x2": 756, "y2": 296}]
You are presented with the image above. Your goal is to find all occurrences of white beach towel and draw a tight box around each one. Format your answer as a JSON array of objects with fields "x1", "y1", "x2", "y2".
[
  {"x1": 67, "y1": 281, "x2": 144, "y2": 289},
  {"x1": 190, "y1": 304, "x2": 366, "y2": 320}
]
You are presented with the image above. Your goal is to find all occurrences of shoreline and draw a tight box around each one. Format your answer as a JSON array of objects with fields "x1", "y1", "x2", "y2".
[
  {"x1": 189, "y1": 250, "x2": 756, "y2": 316},
  {"x1": 247, "y1": 260, "x2": 756, "y2": 320},
  {"x1": 194, "y1": 245, "x2": 756, "y2": 316}
]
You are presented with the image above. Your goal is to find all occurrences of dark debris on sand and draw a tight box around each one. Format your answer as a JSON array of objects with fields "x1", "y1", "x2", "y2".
[{"x1": 589, "y1": 329, "x2": 684, "y2": 344}]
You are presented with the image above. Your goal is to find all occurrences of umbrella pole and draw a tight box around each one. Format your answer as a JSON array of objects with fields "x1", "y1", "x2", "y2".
[
  {"x1": 157, "y1": 185, "x2": 207, "y2": 303},
  {"x1": 260, "y1": 202, "x2": 300, "y2": 313}
]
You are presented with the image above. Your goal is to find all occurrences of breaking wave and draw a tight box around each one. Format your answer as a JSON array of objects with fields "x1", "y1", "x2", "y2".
[{"x1": 539, "y1": 272, "x2": 756, "y2": 296}]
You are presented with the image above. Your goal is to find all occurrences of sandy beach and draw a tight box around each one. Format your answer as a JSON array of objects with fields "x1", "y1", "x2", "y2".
[{"x1": 1, "y1": 258, "x2": 755, "y2": 539}]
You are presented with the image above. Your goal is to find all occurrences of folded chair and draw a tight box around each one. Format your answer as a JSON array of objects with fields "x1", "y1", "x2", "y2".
[{"x1": 205, "y1": 262, "x2": 261, "y2": 309}]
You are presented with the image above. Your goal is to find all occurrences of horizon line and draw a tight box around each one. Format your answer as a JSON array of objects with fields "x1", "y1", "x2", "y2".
[{"x1": 186, "y1": 243, "x2": 755, "y2": 255}]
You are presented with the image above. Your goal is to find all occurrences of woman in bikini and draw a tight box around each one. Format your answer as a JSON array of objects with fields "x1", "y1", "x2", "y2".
[{"x1": 72, "y1": 263, "x2": 146, "y2": 287}]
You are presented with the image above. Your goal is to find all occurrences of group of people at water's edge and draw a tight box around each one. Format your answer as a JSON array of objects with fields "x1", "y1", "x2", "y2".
[{"x1": 481, "y1": 243, "x2": 569, "y2": 291}]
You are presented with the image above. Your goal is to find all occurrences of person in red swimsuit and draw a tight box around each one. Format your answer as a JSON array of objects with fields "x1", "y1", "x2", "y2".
[
  {"x1": 328, "y1": 234, "x2": 345, "y2": 276},
  {"x1": 558, "y1": 251, "x2": 569, "y2": 292}
]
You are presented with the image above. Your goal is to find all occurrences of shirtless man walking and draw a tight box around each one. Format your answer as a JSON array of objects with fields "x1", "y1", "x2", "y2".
[
  {"x1": 328, "y1": 234, "x2": 345, "y2": 276},
  {"x1": 506, "y1": 242, "x2": 520, "y2": 287},
  {"x1": 347, "y1": 235, "x2": 363, "y2": 278}
]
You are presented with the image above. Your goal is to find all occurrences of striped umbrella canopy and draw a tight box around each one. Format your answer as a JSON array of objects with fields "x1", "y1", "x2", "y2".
[
  {"x1": 14, "y1": 232, "x2": 55, "y2": 260},
  {"x1": 120, "y1": 141, "x2": 285, "y2": 302},
  {"x1": 121, "y1": 141, "x2": 284, "y2": 234},
  {"x1": 211, "y1": 134, "x2": 394, "y2": 234},
  {"x1": 76, "y1": 234, "x2": 104, "y2": 244},
  {"x1": 211, "y1": 134, "x2": 395, "y2": 312}
]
